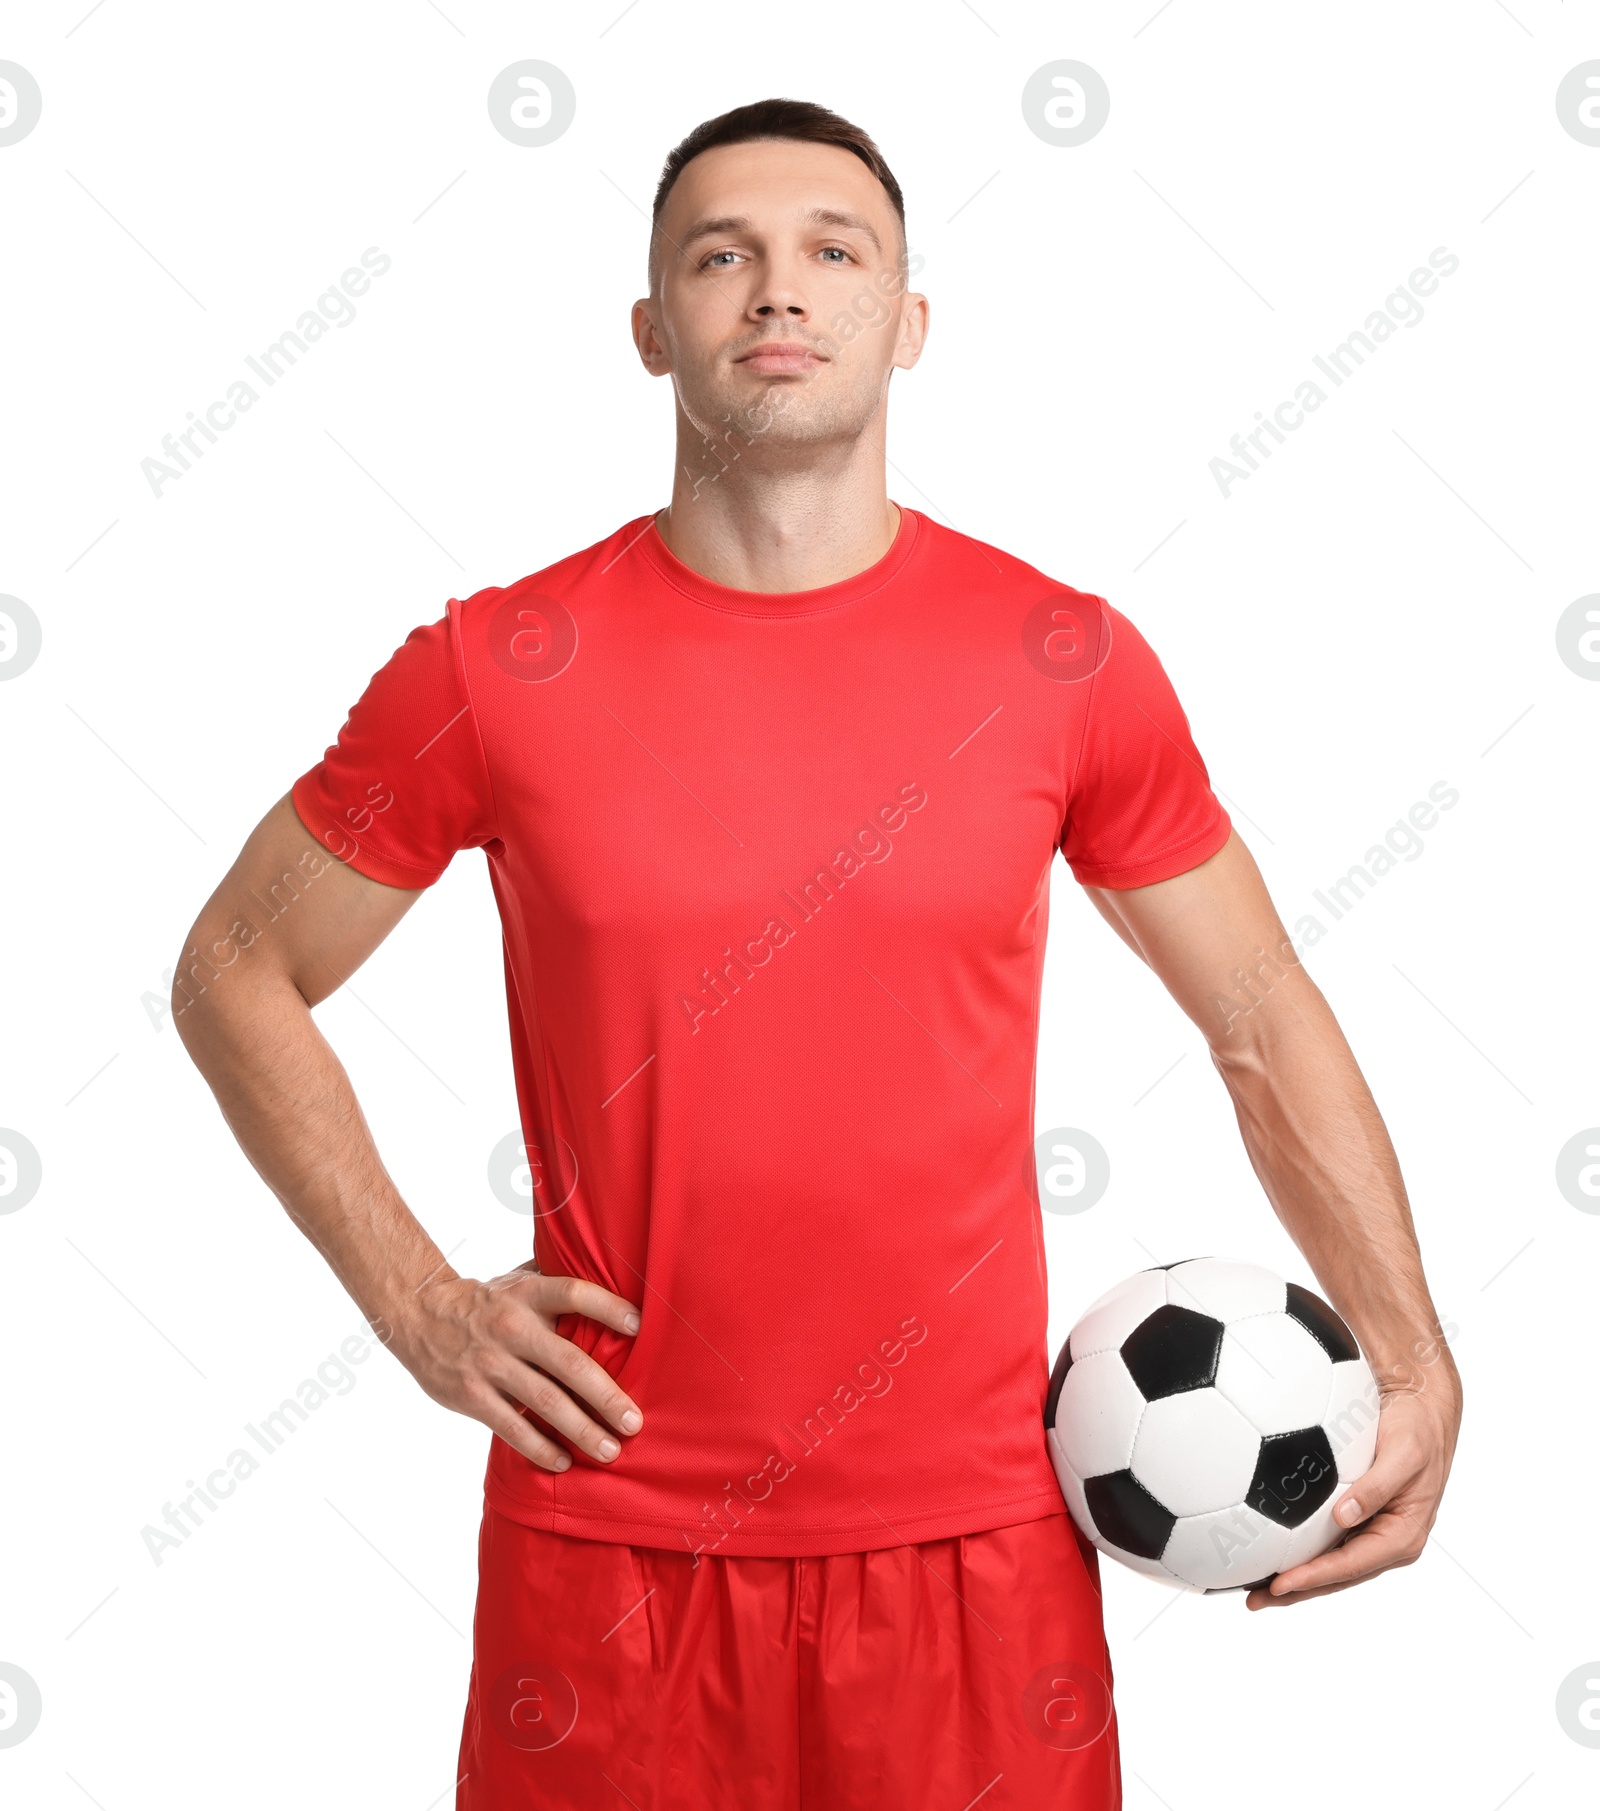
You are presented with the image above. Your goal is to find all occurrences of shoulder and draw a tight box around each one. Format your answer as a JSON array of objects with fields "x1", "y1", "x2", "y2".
[
  {"x1": 452, "y1": 517, "x2": 655, "y2": 622},
  {"x1": 910, "y1": 512, "x2": 1108, "y2": 613},
  {"x1": 446, "y1": 518, "x2": 655, "y2": 680},
  {"x1": 908, "y1": 515, "x2": 1141, "y2": 683}
]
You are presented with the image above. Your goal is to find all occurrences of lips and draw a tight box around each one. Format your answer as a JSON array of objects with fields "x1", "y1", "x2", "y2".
[{"x1": 735, "y1": 343, "x2": 825, "y2": 373}]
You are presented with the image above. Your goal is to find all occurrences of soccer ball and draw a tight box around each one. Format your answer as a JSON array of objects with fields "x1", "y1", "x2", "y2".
[{"x1": 1046, "y1": 1258, "x2": 1380, "y2": 1593}]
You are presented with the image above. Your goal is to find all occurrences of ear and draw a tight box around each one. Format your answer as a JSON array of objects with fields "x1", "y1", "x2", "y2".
[
  {"x1": 892, "y1": 291, "x2": 930, "y2": 373},
  {"x1": 632, "y1": 297, "x2": 672, "y2": 377}
]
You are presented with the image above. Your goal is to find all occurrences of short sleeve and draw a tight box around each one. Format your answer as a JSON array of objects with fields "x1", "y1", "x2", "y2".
[
  {"x1": 1059, "y1": 603, "x2": 1232, "y2": 889},
  {"x1": 290, "y1": 602, "x2": 498, "y2": 890}
]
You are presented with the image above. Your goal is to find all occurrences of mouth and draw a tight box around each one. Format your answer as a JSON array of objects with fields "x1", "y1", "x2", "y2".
[{"x1": 734, "y1": 342, "x2": 826, "y2": 375}]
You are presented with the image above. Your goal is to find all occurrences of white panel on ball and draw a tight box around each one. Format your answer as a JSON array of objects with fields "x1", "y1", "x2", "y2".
[
  {"x1": 1055, "y1": 1350, "x2": 1147, "y2": 1479},
  {"x1": 1213, "y1": 1316, "x2": 1333, "y2": 1436},
  {"x1": 1280, "y1": 1496, "x2": 1344, "y2": 1571},
  {"x1": 1068, "y1": 1268, "x2": 1170, "y2": 1360},
  {"x1": 1047, "y1": 1428, "x2": 1094, "y2": 1530},
  {"x1": 1323, "y1": 1357, "x2": 1381, "y2": 1482},
  {"x1": 1163, "y1": 1504, "x2": 1292, "y2": 1592},
  {"x1": 1130, "y1": 1388, "x2": 1261, "y2": 1518},
  {"x1": 1162, "y1": 1257, "x2": 1285, "y2": 1323}
]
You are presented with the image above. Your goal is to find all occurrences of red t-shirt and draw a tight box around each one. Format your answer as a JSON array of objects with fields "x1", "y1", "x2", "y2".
[{"x1": 292, "y1": 505, "x2": 1231, "y2": 1557}]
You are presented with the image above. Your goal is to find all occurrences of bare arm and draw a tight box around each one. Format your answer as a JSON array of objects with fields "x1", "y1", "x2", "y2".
[
  {"x1": 173, "y1": 795, "x2": 643, "y2": 1472},
  {"x1": 1084, "y1": 829, "x2": 1462, "y2": 1608}
]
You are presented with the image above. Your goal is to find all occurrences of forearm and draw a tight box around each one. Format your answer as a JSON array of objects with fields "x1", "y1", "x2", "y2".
[
  {"x1": 1208, "y1": 970, "x2": 1456, "y2": 1394},
  {"x1": 1093, "y1": 835, "x2": 1459, "y2": 1601},
  {"x1": 175, "y1": 967, "x2": 452, "y2": 1342}
]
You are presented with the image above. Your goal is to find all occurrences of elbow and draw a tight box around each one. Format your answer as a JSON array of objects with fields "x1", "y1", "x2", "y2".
[
  {"x1": 171, "y1": 919, "x2": 311, "y2": 1059},
  {"x1": 169, "y1": 938, "x2": 217, "y2": 1054},
  {"x1": 1206, "y1": 1031, "x2": 1269, "y2": 1086},
  {"x1": 1203, "y1": 963, "x2": 1330, "y2": 1081},
  {"x1": 1203, "y1": 994, "x2": 1290, "y2": 1085},
  {"x1": 169, "y1": 924, "x2": 249, "y2": 1053}
]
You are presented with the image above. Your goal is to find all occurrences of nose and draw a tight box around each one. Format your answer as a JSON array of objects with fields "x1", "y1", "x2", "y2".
[{"x1": 748, "y1": 254, "x2": 811, "y2": 323}]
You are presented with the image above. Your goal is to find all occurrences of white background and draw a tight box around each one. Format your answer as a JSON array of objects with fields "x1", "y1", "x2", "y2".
[{"x1": 3, "y1": 1, "x2": 1597, "y2": 1806}]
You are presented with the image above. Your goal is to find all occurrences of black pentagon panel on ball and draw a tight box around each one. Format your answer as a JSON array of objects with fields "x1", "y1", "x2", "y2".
[
  {"x1": 1119, "y1": 1304, "x2": 1225, "y2": 1399},
  {"x1": 1203, "y1": 1576, "x2": 1276, "y2": 1595},
  {"x1": 1084, "y1": 1471, "x2": 1177, "y2": 1561},
  {"x1": 1141, "y1": 1256, "x2": 1212, "y2": 1272},
  {"x1": 1245, "y1": 1427, "x2": 1339, "y2": 1528},
  {"x1": 1284, "y1": 1282, "x2": 1360, "y2": 1364},
  {"x1": 1044, "y1": 1339, "x2": 1073, "y2": 1429}
]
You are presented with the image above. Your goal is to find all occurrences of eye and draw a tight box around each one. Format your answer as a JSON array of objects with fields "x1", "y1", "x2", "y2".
[
  {"x1": 818, "y1": 245, "x2": 853, "y2": 264},
  {"x1": 703, "y1": 249, "x2": 744, "y2": 269}
]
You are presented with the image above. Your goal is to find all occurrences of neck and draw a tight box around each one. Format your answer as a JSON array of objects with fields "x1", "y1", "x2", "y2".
[{"x1": 656, "y1": 411, "x2": 900, "y2": 593}]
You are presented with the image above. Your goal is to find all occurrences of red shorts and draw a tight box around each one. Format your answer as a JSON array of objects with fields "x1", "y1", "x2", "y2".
[{"x1": 456, "y1": 1503, "x2": 1120, "y2": 1809}]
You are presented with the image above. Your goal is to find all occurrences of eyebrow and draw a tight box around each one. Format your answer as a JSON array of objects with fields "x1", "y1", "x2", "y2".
[{"x1": 677, "y1": 206, "x2": 883, "y2": 254}]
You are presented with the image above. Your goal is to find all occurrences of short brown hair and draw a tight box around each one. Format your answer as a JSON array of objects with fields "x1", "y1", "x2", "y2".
[{"x1": 649, "y1": 98, "x2": 906, "y2": 285}]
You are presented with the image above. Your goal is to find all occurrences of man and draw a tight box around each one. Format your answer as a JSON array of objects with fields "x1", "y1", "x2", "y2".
[{"x1": 175, "y1": 98, "x2": 1461, "y2": 1809}]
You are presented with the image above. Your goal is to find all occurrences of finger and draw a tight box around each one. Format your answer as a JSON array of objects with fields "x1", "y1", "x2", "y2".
[
  {"x1": 469, "y1": 1386, "x2": 576, "y2": 1473},
  {"x1": 528, "y1": 1329, "x2": 644, "y2": 1436},
  {"x1": 529, "y1": 1272, "x2": 643, "y2": 1338},
  {"x1": 502, "y1": 1359, "x2": 626, "y2": 1464},
  {"x1": 1246, "y1": 1571, "x2": 1380, "y2": 1609},
  {"x1": 1261, "y1": 1506, "x2": 1427, "y2": 1601},
  {"x1": 1327, "y1": 1421, "x2": 1428, "y2": 1537}
]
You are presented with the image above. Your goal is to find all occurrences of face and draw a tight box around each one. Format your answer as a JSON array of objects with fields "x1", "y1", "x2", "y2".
[{"x1": 633, "y1": 138, "x2": 928, "y2": 460}]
